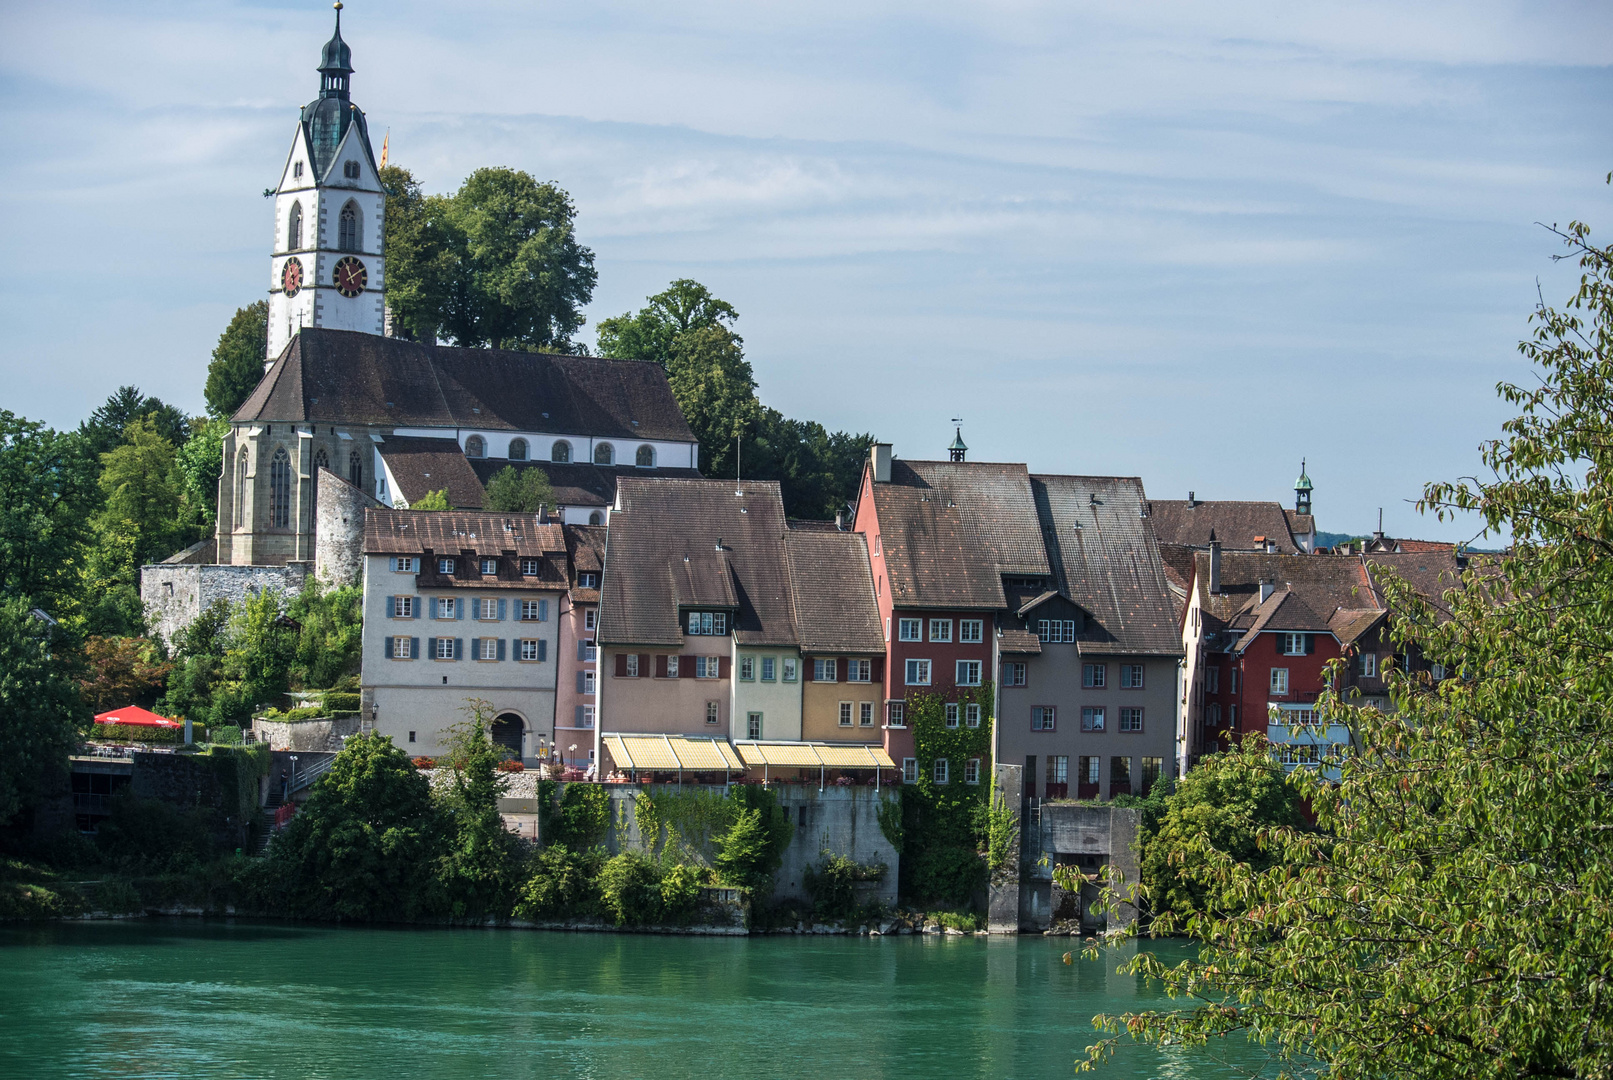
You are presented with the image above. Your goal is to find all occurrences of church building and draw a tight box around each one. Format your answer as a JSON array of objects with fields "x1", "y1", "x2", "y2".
[{"x1": 213, "y1": 8, "x2": 701, "y2": 568}]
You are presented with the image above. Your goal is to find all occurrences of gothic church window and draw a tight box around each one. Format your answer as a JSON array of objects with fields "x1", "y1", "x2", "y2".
[
  {"x1": 270, "y1": 447, "x2": 292, "y2": 529},
  {"x1": 551, "y1": 440, "x2": 571, "y2": 463},
  {"x1": 339, "y1": 201, "x2": 361, "y2": 252},
  {"x1": 509, "y1": 438, "x2": 528, "y2": 461},
  {"x1": 234, "y1": 448, "x2": 249, "y2": 527},
  {"x1": 348, "y1": 449, "x2": 363, "y2": 489},
  {"x1": 594, "y1": 442, "x2": 614, "y2": 465},
  {"x1": 288, "y1": 202, "x2": 302, "y2": 251}
]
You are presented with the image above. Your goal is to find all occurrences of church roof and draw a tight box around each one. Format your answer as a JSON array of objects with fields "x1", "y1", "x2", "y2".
[{"x1": 235, "y1": 328, "x2": 696, "y2": 444}]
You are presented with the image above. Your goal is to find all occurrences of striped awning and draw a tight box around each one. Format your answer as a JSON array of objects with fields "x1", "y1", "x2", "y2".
[
  {"x1": 602, "y1": 734, "x2": 745, "y2": 773},
  {"x1": 733, "y1": 741, "x2": 896, "y2": 769}
]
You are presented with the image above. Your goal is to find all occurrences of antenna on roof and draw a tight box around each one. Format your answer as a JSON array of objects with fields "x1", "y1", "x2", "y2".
[{"x1": 735, "y1": 433, "x2": 742, "y2": 496}]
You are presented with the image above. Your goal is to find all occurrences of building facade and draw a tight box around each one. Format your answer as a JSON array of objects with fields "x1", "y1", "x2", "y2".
[
  {"x1": 360, "y1": 510, "x2": 567, "y2": 762},
  {"x1": 554, "y1": 524, "x2": 605, "y2": 769}
]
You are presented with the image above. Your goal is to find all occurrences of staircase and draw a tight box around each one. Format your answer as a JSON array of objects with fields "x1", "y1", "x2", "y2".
[{"x1": 251, "y1": 752, "x2": 338, "y2": 856}]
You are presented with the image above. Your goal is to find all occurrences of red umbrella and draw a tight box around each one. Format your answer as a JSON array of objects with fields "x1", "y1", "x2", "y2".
[{"x1": 94, "y1": 706, "x2": 181, "y2": 727}]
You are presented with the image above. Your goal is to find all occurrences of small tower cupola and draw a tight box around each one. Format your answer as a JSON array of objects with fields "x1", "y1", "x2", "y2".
[
  {"x1": 1294, "y1": 459, "x2": 1313, "y2": 516},
  {"x1": 319, "y1": 2, "x2": 354, "y2": 100},
  {"x1": 948, "y1": 425, "x2": 968, "y2": 463}
]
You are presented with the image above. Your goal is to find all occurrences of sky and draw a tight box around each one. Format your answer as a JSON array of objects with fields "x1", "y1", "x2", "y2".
[{"x1": 2, "y1": 1, "x2": 1609, "y2": 542}]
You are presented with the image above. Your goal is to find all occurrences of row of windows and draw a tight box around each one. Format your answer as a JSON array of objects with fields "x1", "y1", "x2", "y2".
[
  {"x1": 388, "y1": 636, "x2": 548, "y2": 662},
  {"x1": 1001, "y1": 662, "x2": 1147, "y2": 690},
  {"x1": 1029, "y1": 706, "x2": 1145, "y2": 732},
  {"x1": 284, "y1": 198, "x2": 365, "y2": 253},
  {"x1": 387, "y1": 596, "x2": 551, "y2": 622},
  {"x1": 393, "y1": 555, "x2": 564, "y2": 579},
  {"x1": 898, "y1": 758, "x2": 982, "y2": 785},
  {"x1": 238, "y1": 446, "x2": 364, "y2": 530},
  {"x1": 903, "y1": 659, "x2": 982, "y2": 686},
  {"x1": 896, "y1": 618, "x2": 984, "y2": 643},
  {"x1": 812, "y1": 658, "x2": 872, "y2": 683},
  {"x1": 1037, "y1": 755, "x2": 1165, "y2": 790},
  {"x1": 616, "y1": 654, "x2": 722, "y2": 679},
  {"x1": 462, "y1": 436, "x2": 658, "y2": 468}
]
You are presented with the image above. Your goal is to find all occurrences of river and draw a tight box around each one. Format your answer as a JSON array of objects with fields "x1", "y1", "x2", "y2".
[{"x1": 0, "y1": 921, "x2": 1270, "y2": 1079}]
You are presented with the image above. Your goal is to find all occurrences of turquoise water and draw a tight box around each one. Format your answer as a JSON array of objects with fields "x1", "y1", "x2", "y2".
[{"x1": 0, "y1": 921, "x2": 1267, "y2": 1079}]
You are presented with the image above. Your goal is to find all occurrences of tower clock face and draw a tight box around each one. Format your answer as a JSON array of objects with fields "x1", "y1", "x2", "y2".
[
  {"x1": 281, "y1": 257, "x2": 303, "y2": 298},
  {"x1": 334, "y1": 257, "x2": 367, "y2": 297}
]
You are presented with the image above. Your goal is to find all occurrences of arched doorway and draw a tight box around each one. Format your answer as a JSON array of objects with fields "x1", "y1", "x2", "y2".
[{"x1": 491, "y1": 713, "x2": 525, "y2": 760}]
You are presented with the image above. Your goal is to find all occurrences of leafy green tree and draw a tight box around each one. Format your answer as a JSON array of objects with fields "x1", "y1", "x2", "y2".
[
  {"x1": 407, "y1": 488, "x2": 450, "y2": 511},
  {"x1": 515, "y1": 843, "x2": 603, "y2": 920},
  {"x1": 0, "y1": 410, "x2": 99, "y2": 612},
  {"x1": 0, "y1": 597, "x2": 89, "y2": 825},
  {"x1": 213, "y1": 588, "x2": 297, "y2": 721},
  {"x1": 1082, "y1": 218, "x2": 1613, "y2": 1080},
  {"x1": 285, "y1": 581, "x2": 363, "y2": 690},
  {"x1": 595, "y1": 278, "x2": 738, "y2": 362},
  {"x1": 73, "y1": 518, "x2": 145, "y2": 639},
  {"x1": 158, "y1": 598, "x2": 231, "y2": 721},
  {"x1": 437, "y1": 699, "x2": 528, "y2": 919},
  {"x1": 667, "y1": 324, "x2": 762, "y2": 479},
  {"x1": 175, "y1": 416, "x2": 228, "y2": 534},
  {"x1": 269, "y1": 731, "x2": 446, "y2": 920},
  {"x1": 74, "y1": 635, "x2": 170, "y2": 712},
  {"x1": 383, "y1": 165, "x2": 596, "y2": 351},
  {"x1": 78, "y1": 386, "x2": 188, "y2": 459},
  {"x1": 483, "y1": 465, "x2": 555, "y2": 513},
  {"x1": 1135, "y1": 735, "x2": 1304, "y2": 918},
  {"x1": 713, "y1": 785, "x2": 793, "y2": 896},
  {"x1": 96, "y1": 417, "x2": 188, "y2": 567},
  {"x1": 204, "y1": 301, "x2": 268, "y2": 417}
]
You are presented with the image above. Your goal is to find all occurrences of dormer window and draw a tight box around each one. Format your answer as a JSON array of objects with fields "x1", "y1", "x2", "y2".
[
  {"x1": 578, "y1": 572, "x2": 600, "y2": 589},
  {"x1": 636, "y1": 445, "x2": 655, "y2": 468},
  {"x1": 687, "y1": 611, "x2": 727, "y2": 636},
  {"x1": 480, "y1": 558, "x2": 498, "y2": 575},
  {"x1": 520, "y1": 558, "x2": 541, "y2": 576},
  {"x1": 438, "y1": 557, "x2": 455, "y2": 575}
]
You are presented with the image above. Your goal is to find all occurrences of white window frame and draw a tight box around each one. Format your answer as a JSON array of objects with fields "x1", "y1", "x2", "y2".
[
  {"x1": 625, "y1": 654, "x2": 640, "y2": 677},
  {"x1": 520, "y1": 600, "x2": 546, "y2": 622},
  {"x1": 585, "y1": 609, "x2": 597, "y2": 631},
  {"x1": 839, "y1": 702, "x2": 854, "y2": 727},
  {"x1": 706, "y1": 701, "x2": 720, "y2": 725},
  {"x1": 959, "y1": 619, "x2": 983, "y2": 643},
  {"x1": 1082, "y1": 663, "x2": 1106, "y2": 689},
  {"x1": 435, "y1": 637, "x2": 455, "y2": 660},
  {"x1": 902, "y1": 757, "x2": 918, "y2": 784},
  {"x1": 739, "y1": 656, "x2": 755, "y2": 681},
  {"x1": 391, "y1": 636, "x2": 411, "y2": 659},
  {"x1": 1119, "y1": 706, "x2": 1143, "y2": 732},
  {"x1": 480, "y1": 558, "x2": 498, "y2": 576},
  {"x1": 578, "y1": 572, "x2": 600, "y2": 589},
  {"x1": 933, "y1": 758, "x2": 950, "y2": 785},
  {"x1": 1280, "y1": 633, "x2": 1306, "y2": 656},
  {"x1": 929, "y1": 619, "x2": 952, "y2": 643},
  {"x1": 859, "y1": 702, "x2": 874, "y2": 727},
  {"x1": 956, "y1": 660, "x2": 982, "y2": 686},
  {"x1": 761, "y1": 656, "x2": 776, "y2": 682},
  {"x1": 395, "y1": 557, "x2": 418, "y2": 573},
  {"x1": 965, "y1": 703, "x2": 981, "y2": 728},
  {"x1": 964, "y1": 759, "x2": 980, "y2": 785},
  {"x1": 747, "y1": 712, "x2": 763, "y2": 740},
  {"x1": 1004, "y1": 662, "x2": 1026, "y2": 687},
  {"x1": 520, "y1": 639, "x2": 540, "y2": 661},
  {"x1": 478, "y1": 637, "x2": 498, "y2": 661},
  {"x1": 905, "y1": 659, "x2": 931, "y2": 686},
  {"x1": 814, "y1": 658, "x2": 838, "y2": 683},
  {"x1": 847, "y1": 659, "x2": 871, "y2": 682},
  {"x1": 1360, "y1": 652, "x2": 1377, "y2": 678},
  {"x1": 580, "y1": 704, "x2": 596, "y2": 728},
  {"x1": 436, "y1": 597, "x2": 456, "y2": 619},
  {"x1": 1081, "y1": 706, "x2": 1105, "y2": 732},
  {"x1": 438, "y1": 557, "x2": 455, "y2": 575},
  {"x1": 1271, "y1": 668, "x2": 1290, "y2": 694},
  {"x1": 898, "y1": 618, "x2": 921, "y2": 642},
  {"x1": 583, "y1": 670, "x2": 596, "y2": 694},
  {"x1": 1120, "y1": 664, "x2": 1145, "y2": 689},
  {"x1": 944, "y1": 703, "x2": 959, "y2": 728},
  {"x1": 782, "y1": 658, "x2": 798, "y2": 682},
  {"x1": 888, "y1": 701, "x2": 906, "y2": 728},
  {"x1": 665, "y1": 655, "x2": 680, "y2": 678},
  {"x1": 696, "y1": 656, "x2": 719, "y2": 679},
  {"x1": 519, "y1": 557, "x2": 541, "y2": 576},
  {"x1": 1031, "y1": 706, "x2": 1056, "y2": 731},
  {"x1": 478, "y1": 597, "x2": 499, "y2": 620},
  {"x1": 393, "y1": 595, "x2": 414, "y2": 618}
]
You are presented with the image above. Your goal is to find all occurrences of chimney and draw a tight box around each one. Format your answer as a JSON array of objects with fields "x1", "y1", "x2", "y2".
[
  {"x1": 1208, "y1": 532, "x2": 1222, "y2": 595},
  {"x1": 715, "y1": 537, "x2": 724, "y2": 551},
  {"x1": 834, "y1": 510, "x2": 845, "y2": 531},
  {"x1": 1265, "y1": 538, "x2": 1278, "y2": 554},
  {"x1": 1259, "y1": 579, "x2": 1275, "y2": 604},
  {"x1": 1455, "y1": 543, "x2": 1468, "y2": 571},
  {"x1": 872, "y1": 442, "x2": 893, "y2": 484},
  {"x1": 1187, "y1": 490, "x2": 1196, "y2": 508}
]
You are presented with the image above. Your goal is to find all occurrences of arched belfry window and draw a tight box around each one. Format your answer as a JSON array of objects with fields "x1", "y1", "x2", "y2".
[
  {"x1": 551, "y1": 440, "x2": 571, "y2": 463},
  {"x1": 233, "y1": 448, "x2": 249, "y2": 527},
  {"x1": 465, "y1": 435, "x2": 486, "y2": 458},
  {"x1": 636, "y1": 445, "x2": 655, "y2": 468},
  {"x1": 269, "y1": 447, "x2": 292, "y2": 529},
  {"x1": 288, "y1": 202, "x2": 303, "y2": 251},
  {"x1": 508, "y1": 438, "x2": 528, "y2": 461},
  {"x1": 594, "y1": 442, "x2": 614, "y2": 466},
  {"x1": 348, "y1": 448, "x2": 363, "y2": 489},
  {"x1": 339, "y1": 201, "x2": 360, "y2": 252}
]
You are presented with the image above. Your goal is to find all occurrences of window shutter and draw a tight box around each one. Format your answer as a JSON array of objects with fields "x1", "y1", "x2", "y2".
[
  {"x1": 456, "y1": 599, "x2": 465, "y2": 620},
  {"x1": 575, "y1": 706, "x2": 584, "y2": 726},
  {"x1": 1306, "y1": 633, "x2": 1316, "y2": 655},
  {"x1": 497, "y1": 638, "x2": 506, "y2": 661},
  {"x1": 537, "y1": 640, "x2": 547, "y2": 662},
  {"x1": 498, "y1": 599, "x2": 507, "y2": 620},
  {"x1": 656, "y1": 654, "x2": 668, "y2": 678},
  {"x1": 410, "y1": 636, "x2": 420, "y2": 659},
  {"x1": 680, "y1": 656, "x2": 696, "y2": 679},
  {"x1": 577, "y1": 639, "x2": 587, "y2": 662},
  {"x1": 616, "y1": 653, "x2": 628, "y2": 677},
  {"x1": 576, "y1": 672, "x2": 585, "y2": 694},
  {"x1": 388, "y1": 557, "x2": 397, "y2": 572},
  {"x1": 719, "y1": 656, "x2": 730, "y2": 679},
  {"x1": 413, "y1": 600, "x2": 421, "y2": 620},
  {"x1": 386, "y1": 596, "x2": 395, "y2": 617},
  {"x1": 453, "y1": 638, "x2": 463, "y2": 660},
  {"x1": 539, "y1": 599, "x2": 549, "y2": 621},
  {"x1": 639, "y1": 654, "x2": 651, "y2": 677}
]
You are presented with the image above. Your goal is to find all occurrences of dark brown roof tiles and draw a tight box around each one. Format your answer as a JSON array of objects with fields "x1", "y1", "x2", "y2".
[{"x1": 785, "y1": 530, "x2": 884, "y2": 654}]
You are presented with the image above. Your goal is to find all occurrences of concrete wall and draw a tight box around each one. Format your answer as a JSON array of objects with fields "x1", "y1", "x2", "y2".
[
  {"x1": 140, "y1": 561, "x2": 308, "y2": 647},
  {"x1": 1020, "y1": 802, "x2": 1141, "y2": 932}
]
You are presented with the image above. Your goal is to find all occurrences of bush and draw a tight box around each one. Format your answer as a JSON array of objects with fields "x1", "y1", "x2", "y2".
[
  {"x1": 209, "y1": 725, "x2": 242, "y2": 745},
  {"x1": 932, "y1": 908, "x2": 984, "y2": 932},
  {"x1": 320, "y1": 691, "x2": 361, "y2": 714},
  {"x1": 713, "y1": 785, "x2": 792, "y2": 896},
  {"x1": 905, "y1": 845, "x2": 986, "y2": 908},
  {"x1": 90, "y1": 723, "x2": 189, "y2": 744},
  {"x1": 804, "y1": 850, "x2": 887, "y2": 921},
  {"x1": 515, "y1": 843, "x2": 603, "y2": 921},
  {"x1": 412, "y1": 756, "x2": 436, "y2": 770},
  {"x1": 495, "y1": 759, "x2": 524, "y2": 773},
  {"x1": 94, "y1": 794, "x2": 220, "y2": 873},
  {"x1": 597, "y1": 851, "x2": 704, "y2": 926},
  {"x1": 551, "y1": 783, "x2": 610, "y2": 849}
]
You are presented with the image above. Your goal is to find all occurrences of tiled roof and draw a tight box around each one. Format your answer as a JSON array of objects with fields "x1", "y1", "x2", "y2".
[
  {"x1": 1285, "y1": 510, "x2": 1316, "y2": 536},
  {"x1": 1362, "y1": 551, "x2": 1469, "y2": 620},
  {"x1": 1150, "y1": 499, "x2": 1300, "y2": 552},
  {"x1": 598, "y1": 478, "x2": 796, "y2": 648},
  {"x1": 785, "y1": 529, "x2": 884, "y2": 654},
  {"x1": 363, "y1": 509, "x2": 564, "y2": 557},
  {"x1": 1032, "y1": 475, "x2": 1183, "y2": 656},
  {"x1": 871, "y1": 459, "x2": 1049, "y2": 610},
  {"x1": 1193, "y1": 551, "x2": 1378, "y2": 646},
  {"x1": 378, "y1": 437, "x2": 488, "y2": 509},
  {"x1": 467, "y1": 459, "x2": 703, "y2": 509},
  {"x1": 563, "y1": 524, "x2": 606, "y2": 602},
  {"x1": 997, "y1": 622, "x2": 1043, "y2": 655},
  {"x1": 236, "y1": 327, "x2": 695, "y2": 443}
]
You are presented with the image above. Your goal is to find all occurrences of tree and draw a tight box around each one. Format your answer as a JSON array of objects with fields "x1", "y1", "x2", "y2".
[
  {"x1": 382, "y1": 165, "x2": 597, "y2": 351},
  {"x1": 595, "y1": 278, "x2": 738, "y2": 363},
  {"x1": 1080, "y1": 218, "x2": 1613, "y2": 1080},
  {"x1": 437, "y1": 699, "x2": 527, "y2": 919},
  {"x1": 285, "y1": 581, "x2": 363, "y2": 691},
  {"x1": 0, "y1": 410, "x2": 100, "y2": 612},
  {"x1": 269, "y1": 731, "x2": 446, "y2": 920},
  {"x1": 79, "y1": 386, "x2": 188, "y2": 459},
  {"x1": 407, "y1": 488, "x2": 450, "y2": 511},
  {"x1": 204, "y1": 301, "x2": 268, "y2": 418},
  {"x1": 0, "y1": 597, "x2": 89, "y2": 825},
  {"x1": 175, "y1": 416, "x2": 228, "y2": 534},
  {"x1": 1134, "y1": 734, "x2": 1305, "y2": 919},
  {"x1": 666, "y1": 324, "x2": 762, "y2": 479},
  {"x1": 483, "y1": 465, "x2": 555, "y2": 513},
  {"x1": 75, "y1": 636, "x2": 171, "y2": 712},
  {"x1": 96, "y1": 417, "x2": 188, "y2": 567}
]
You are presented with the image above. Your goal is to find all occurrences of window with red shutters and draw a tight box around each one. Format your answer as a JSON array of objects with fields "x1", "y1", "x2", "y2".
[
  {"x1": 615, "y1": 653, "x2": 628, "y2": 677},
  {"x1": 680, "y1": 656, "x2": 696, "y2": 678},
  {"x1": 656, "y1": 654, "x2": 669, "y2": 678}
]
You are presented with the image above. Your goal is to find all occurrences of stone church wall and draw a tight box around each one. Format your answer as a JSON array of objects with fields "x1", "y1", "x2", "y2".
[
  {"x1": 140, "y1": 562, "x2": 308, "y2": 647},
  {"x1": 314, "y1": 466, "x2": 382, "y2": 588}
]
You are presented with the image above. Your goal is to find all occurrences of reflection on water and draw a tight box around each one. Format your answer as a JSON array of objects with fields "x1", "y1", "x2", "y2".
[{"x1": 1, "y1": 921, "x2": 1268, "y2": 1080}]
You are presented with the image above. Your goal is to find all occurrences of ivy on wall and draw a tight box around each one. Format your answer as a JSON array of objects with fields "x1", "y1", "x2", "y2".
[{"x1": 901, "y1": 685, "x2": 995, "y2": 906}]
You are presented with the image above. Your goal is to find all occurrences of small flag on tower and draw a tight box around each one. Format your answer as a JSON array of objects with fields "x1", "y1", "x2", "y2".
[{"x1": 380, "y1": 131, "x2": 389, "y2": 169}]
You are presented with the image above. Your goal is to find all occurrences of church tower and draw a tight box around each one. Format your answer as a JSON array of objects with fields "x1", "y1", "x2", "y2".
[{"x1": 266, "y1": 3, "x2": 385, "y2": 365}]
